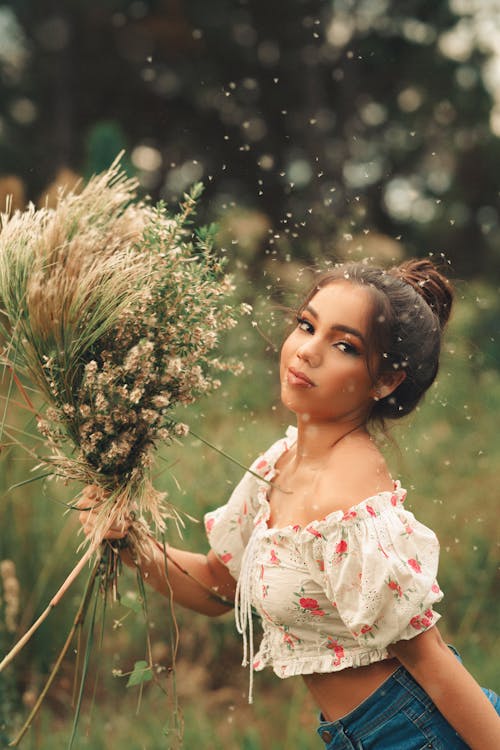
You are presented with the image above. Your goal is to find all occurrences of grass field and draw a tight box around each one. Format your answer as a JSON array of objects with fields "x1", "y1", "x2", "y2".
[{"x1": 1, "y1": 279, "x2": 499, "y2": 748}]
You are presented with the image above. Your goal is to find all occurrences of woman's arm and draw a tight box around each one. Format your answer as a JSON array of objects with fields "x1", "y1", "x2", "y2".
[
  {"x1": 78, "y1": 493, "x2": 237, "y2": 617},
  {"x1": 121, "y1": 537, "x2": 237, "y2": 617},
  {"x1": 389, "y1": 627, "x2": 500, "y2": 750}
]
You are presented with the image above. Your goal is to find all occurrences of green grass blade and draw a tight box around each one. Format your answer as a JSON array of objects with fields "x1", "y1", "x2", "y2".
[{"x1": 67, "y1": 572, "x2": 100, "y2": 750}]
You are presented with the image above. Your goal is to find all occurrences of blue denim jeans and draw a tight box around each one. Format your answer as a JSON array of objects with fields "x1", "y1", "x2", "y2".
[{"x1": 316, "y1": 657, "x2": 500, "y2": 749}]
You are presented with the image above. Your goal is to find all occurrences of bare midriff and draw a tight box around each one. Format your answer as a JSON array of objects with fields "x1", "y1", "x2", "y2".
[{"x1": 303, "y1": 657, "x2": 400, "y2": 721}]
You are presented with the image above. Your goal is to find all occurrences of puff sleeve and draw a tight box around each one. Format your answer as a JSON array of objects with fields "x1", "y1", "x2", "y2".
[
  {"x1": 203, "y1": 457, "x2": 265, "y2": 580},
  {"x1": 319, "y1": 496, "x2": 443, "y2": 649},
  {"x1": 204, "y1": 429, "x2": 296, "y2": 580}
]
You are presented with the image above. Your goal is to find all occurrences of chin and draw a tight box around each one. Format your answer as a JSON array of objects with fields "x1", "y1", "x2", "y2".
[{"x1": 280, "y1": 386, "x2": 298, "y2": 413}]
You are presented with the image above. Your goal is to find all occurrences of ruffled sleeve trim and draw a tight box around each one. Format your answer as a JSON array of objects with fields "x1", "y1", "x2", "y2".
[
  {"x1": 312, "y1": 501, "x2": 443, "y2": 651},
  {"x1": 204, "y1": 427, "x2": 298, "y2": 579},
  {"x1": 256, "y1": 481, "x2": 409, "y2": 540}
]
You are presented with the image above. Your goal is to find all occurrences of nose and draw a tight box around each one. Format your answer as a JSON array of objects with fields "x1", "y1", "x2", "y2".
[{"x1": 296, "y1": 340, "x2": 322, "y2": 367}]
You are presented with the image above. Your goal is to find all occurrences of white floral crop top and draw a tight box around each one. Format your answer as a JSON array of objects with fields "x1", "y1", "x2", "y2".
[{"x1": 204, "y1": 426, "x2": 443, "y2": 700}]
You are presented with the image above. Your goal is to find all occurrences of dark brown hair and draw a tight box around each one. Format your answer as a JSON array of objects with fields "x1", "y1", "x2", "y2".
[{"x1": 298, "y1": 258, "x2": 454, "y2": 423}]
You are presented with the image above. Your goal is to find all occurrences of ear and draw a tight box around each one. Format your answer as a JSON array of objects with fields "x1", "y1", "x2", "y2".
[{"x1": 372, "y1": 370, "x2": 406, "y2": 401}]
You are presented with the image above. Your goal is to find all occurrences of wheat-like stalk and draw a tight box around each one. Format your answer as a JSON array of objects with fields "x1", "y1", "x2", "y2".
[{"x1": 0, "y1": 156, "x2": 246, "y2": 552}]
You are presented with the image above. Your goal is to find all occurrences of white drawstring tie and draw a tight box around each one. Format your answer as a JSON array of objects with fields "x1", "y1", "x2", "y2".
[{"x1": 234, "y1": 528, "x2": 262, "y2": 704}]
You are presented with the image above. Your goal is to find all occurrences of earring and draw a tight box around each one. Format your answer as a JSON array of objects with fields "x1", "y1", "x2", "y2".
[{"x1": 373, "y1": 390, "x2": 382, "y2": 402}]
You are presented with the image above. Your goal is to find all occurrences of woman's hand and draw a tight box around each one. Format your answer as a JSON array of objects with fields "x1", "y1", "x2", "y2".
[
  {"x1": 77, "y1": 485, "x2": 132, "y2": 541},
  {"x1": 78, "y1": 487, "x2": 236, "y2": 616}
]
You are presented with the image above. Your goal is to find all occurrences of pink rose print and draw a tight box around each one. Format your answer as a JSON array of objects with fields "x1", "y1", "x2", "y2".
[
  {"x1": 298, "y1": 596, "x2": 325, "y2": 616},
  {"x1": 205, "y1": 517, "x2": 215, "y2": 533},
  {"x1": 295, "y1": 589, "x2": 325, "y2": 616},
  {"x1": 421, "y1": 608, "x2": 433, "y2": 626},
  {"x1": 431, "y1": 582, "x2": 441, "y2": 594},
  {"x1": 390, "y1": 493, "x2": 399, "y2": 506},
  {"x1": 352, "y1": 623, "x2": 377, "y2": 639},
  {"x1": 256, "y1": 458, "x2": 267, "y2": 470},
  {"x1": 299, "y1": 597, "x2": 319, "y2": 609},
  {"x1": 407, "y1": 558, "x2": 422, "y2": 573},
  {"x1": 326, "y1": 636, "x2": 345, "y2": 666},
  {"x1": 315, "y1": 558, "x2": 325, "y2": 572},
  {"x1": 342, "y1": 510, "x2": 357, "y2": 521},
  {"x1": 220, "y1": 552, "x2": 233, "y2": 564},
  {"x1": 242, "y1": 500, "x2": 248, "y2": 516},
  {"x1": 377, "y1": 543, "x2": 389, "y2": 559},
  {"x1": 366, "y1": 504, "x2": 377, "y2": 517},
  {"x1": 335, "y1": 539, "x2": 348, "y2": 555},
  {"x1": 269, "y1": 549, "x2": 280, "y2": 565},
  {"x1": 410, "y1": 611, "x2": 433, "y2": 630},
  {"x1": 292, "y1": 524, "x2": 301, "y2": 533},
  {"x1": 387, "y1": 579, "x2": 403, "y2": 598},
  {"x1": 306, "y1": 525, "x2": 323, "y2": 539}
]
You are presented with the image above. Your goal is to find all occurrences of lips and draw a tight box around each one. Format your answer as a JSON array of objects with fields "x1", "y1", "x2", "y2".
[{"x1": 287, "y1": 367, "x2": 315, "y2": 387}]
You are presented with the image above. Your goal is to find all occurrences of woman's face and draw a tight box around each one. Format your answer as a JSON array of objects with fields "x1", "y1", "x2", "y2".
[{"x1": 280, "y1": 281, "x2": 377, "y2": 425}]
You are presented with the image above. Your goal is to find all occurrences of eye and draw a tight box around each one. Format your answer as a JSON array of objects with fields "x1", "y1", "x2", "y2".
[
  {"x1": 334, "y1": 340, "x2": 360, "y2": 356},
  {"x1": 296, "y1": 316, "x2": 314, "y2": 333}
]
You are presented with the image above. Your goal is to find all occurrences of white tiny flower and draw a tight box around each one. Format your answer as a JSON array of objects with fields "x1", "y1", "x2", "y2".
[{"x1": 174, "y1": 422, "x2": 189, "y2": 437}]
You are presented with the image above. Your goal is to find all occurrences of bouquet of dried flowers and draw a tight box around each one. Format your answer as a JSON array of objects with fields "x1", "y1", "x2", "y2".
[
  {"x1": 0, "y1": 158, "x2": 245, "y2": 538},
  {"x1": 0, "y1": 158, "x2": 248, "y2": 744}
]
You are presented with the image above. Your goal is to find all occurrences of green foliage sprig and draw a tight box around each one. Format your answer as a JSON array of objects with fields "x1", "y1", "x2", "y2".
[{"x1": 0, "y1": 157, "x2": 248, "y2": 548}]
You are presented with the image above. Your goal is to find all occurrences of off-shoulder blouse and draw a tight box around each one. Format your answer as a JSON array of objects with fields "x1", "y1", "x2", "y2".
[{"x1": 204, "y1": 426, "x2": 443, "y2": 700}]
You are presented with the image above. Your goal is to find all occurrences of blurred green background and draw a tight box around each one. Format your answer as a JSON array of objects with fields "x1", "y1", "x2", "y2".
[{"x1": 1, "y1": 1, "x2": 500, "y2": 748}]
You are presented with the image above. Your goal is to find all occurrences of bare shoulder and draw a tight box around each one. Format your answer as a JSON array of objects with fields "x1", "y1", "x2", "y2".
[{"x1": 320, "y1": 436, "x2": 394, "y2": 511}]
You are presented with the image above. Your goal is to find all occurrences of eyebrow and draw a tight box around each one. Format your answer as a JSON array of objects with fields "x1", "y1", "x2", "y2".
[{"x1": 303, "y1": 304, "x2": 366, "y2": 344}]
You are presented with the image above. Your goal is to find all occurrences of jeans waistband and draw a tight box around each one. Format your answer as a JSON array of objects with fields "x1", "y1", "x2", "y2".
[{"x1": 317, "y1": 665, "x2": 433, "y2": 743}]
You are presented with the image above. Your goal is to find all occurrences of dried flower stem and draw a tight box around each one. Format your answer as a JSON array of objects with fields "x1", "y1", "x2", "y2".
[
  {"x1": 0, "y1": 545, "x2": 95, "y2": 673},
  {"x1": 8, "y1": 557, "x2": 101, "y2": 747},
  {"x1": 153, "y1": 538, "x2": 234, "y2": 609},
  {"x1": 186, "y1": 425, "x2": 290, "y2": 493}
]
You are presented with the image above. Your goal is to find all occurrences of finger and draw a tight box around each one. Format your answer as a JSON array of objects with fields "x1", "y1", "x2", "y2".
[
  {"x1": 76, "y1": 485, "x2": 108, "y2": 512},
  {"x1": 100, "y1": 528, "x2": 128, "y2": 540},
  {"x1": 81, "y1": 519, "x2": 128, "y2": 539}
]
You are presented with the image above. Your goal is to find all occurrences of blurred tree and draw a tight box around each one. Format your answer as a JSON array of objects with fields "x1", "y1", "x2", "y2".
[{"x1": 1, "y1": 0, "x2": 500, "y2": 276}]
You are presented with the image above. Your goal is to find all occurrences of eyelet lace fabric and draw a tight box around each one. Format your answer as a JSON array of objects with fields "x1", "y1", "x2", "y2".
[{"x1": 205, "y1": 427, "x2": 443, "y2": 703}]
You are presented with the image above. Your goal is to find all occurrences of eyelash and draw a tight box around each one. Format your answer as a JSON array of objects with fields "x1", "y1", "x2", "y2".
[
  {"x1": 296, "y1": 316, "x2": 313, "y2": 333},
  {"x1": 295, "y1": 316, "x2": 360, "y2": 355}
]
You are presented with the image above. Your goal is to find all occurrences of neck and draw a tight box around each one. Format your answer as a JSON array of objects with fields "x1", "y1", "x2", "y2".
[{"x1": 292, "y1": 418, "x2": 368, "y2": 467}]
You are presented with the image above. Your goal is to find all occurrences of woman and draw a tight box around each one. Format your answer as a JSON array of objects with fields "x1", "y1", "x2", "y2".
[{"x1": 80, "y1": 258, "x2": 500, "y2": 749}]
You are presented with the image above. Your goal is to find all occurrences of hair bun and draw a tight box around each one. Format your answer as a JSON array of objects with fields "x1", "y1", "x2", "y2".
[{"x1": 391, "y1": 258, "x2": 453, "y2": 329}]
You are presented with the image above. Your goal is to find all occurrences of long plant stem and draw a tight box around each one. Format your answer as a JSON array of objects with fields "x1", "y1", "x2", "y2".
[
  {"x1": 8, "y1": 557, "x2": 101, "y2": 747},
  {"x1": 7, "y1": 365, "x2": 38, "y2": 415},
  {"x1": 149, "y1": 537, "x2": 234, "y2": 609},
  {"x1": 68, "y1": 577, "x2": 100, "y2": 750},
  {"x1": 0, "y1": 545, "x2": 95, "y2": 673},
  {"x1": 160, "y1": 536, "x2": 183, "y2": 742},
  {"x1": 186, "y1": 425, "x2": 291, "y2": 493}
]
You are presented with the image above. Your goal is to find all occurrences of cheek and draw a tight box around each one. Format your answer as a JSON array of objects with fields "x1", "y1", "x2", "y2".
[
  {"x1": 339, "y1": 370, "x2": 372, "y2": 397},
  {"x1": 280, "y1": 334, "x2": 294, "y2": 370},
  {"x1": 341, "y1": 377, "x2": 363, "y2": 395}
]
